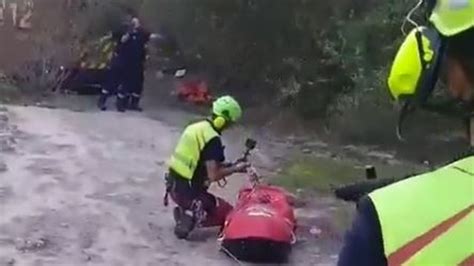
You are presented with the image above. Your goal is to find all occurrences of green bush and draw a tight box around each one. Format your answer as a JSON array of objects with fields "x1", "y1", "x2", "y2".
[{"x1": 71, "y1": 0, "x2": 418, "y2": 125}]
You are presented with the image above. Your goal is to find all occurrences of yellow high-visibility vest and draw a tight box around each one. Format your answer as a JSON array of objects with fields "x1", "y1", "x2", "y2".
[{"x1": 369, "y1": 156, "x2": 474, "y2": 265}]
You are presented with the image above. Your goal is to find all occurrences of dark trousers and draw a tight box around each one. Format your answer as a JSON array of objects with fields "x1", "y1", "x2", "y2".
[
  {"x1": 128, "y1": 65, "x2": 145, "y2": 109},
  {"x1": 169, "y1": 172, "x2": 233, "y2": 227},
  {"x1": 98, "y1": 65, "x2": 132, "y2": 111}
]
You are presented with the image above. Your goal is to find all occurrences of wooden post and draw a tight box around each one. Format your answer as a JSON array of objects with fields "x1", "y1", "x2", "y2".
[
  {"x1": 0, "y1": 0, "x2": 5, "y2": 26},
  {"x1": 0, "y1": 8, "x2": 4, "y2": 26},
  {"x1": 10, "y1": 2, "x2": 17, "y2": 27}
]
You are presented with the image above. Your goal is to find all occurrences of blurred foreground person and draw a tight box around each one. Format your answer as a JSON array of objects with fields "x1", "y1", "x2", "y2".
[{"x1": 338, "y1": 0, "x2": 474, "y2": 265}]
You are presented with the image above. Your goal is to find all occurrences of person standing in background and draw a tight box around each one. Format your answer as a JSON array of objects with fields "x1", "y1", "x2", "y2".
[
  {"x1": 124, "y1": 17, "x2": 152, "y2": 112},
  {"x1": 97, "y1": 11, "x2": 133, "y2": 112},
  {"x1": 98, "y1": 11, "x2": 161, "y2": 112}
]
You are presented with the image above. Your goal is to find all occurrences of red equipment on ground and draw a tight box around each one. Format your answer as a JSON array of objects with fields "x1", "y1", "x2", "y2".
[
  {"x1": 175, "y1": 79, "x2": 213, "y2": 105},
  {"x1": 218, "y1": 139, "x2": 297, "y2": 264}
]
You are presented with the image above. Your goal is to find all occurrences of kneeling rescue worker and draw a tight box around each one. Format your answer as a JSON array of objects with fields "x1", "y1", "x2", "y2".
[
  {"x1": 339, "y1": 0, "x2": 474, "y2": 265},
  {"x1": 164, "y1": 96, "x2": 250, "y2": 239}
]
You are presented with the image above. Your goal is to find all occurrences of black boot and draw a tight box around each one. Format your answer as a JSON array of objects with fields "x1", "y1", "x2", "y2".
[
  {"x1": 128, "y1": 95, "x2": 143, "y2": 112},
  {"x1": 97, "y1": 94, "x2": 108, "y2": 111},
  {"x1": 173, "y1": 207, "x2": 196, "y2": 239},
  {"x1": 116, "y1": 94, "x2": 127, "y2": 112}
]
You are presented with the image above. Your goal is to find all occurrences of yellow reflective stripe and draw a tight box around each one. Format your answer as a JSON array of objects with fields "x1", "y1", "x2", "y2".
[{"x1": 406, "y1": 211, "x2": 474, "y2": 265}]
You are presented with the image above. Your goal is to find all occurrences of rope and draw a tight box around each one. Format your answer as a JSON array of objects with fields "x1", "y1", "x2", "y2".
[
  {"x1": 290, "y1": 231, "x2": 297, "y2": 245},
  {"x1": 219, "y1": 244, "x2": 246, "y2": 266},
  {"x1": 402, "y1": 0, "x2": 424, "y2": 35}
]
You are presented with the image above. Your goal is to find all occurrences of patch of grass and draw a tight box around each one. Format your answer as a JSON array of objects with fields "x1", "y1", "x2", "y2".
[
  {"x1": 0, "y1": 83, "x2": 21, "y2": 103},
  {"x1": 273, "y1": 155, "x2": 425, "y2": 193},
  {"x1": 274, "y1": 156, "x2": 362, "y2": 192}
]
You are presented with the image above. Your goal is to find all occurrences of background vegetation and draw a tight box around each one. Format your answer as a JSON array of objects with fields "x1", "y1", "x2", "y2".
[{"x1": 0, "y1": 0, "x2": 467, "y2": 148}]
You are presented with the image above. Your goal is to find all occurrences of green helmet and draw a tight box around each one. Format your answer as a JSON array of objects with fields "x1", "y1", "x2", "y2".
[{"x1": 212, "y1": 96, "x2": 242, "y2": 122}]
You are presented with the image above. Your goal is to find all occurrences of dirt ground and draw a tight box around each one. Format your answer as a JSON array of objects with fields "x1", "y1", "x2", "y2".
[
  {"x1": 0, "y1": 103, "x2": 343, "y2": 266},
  {"x1": 0, "y1": 2, "x2": 468, "y2": 265}
]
